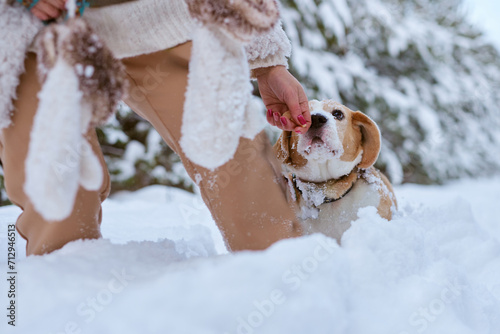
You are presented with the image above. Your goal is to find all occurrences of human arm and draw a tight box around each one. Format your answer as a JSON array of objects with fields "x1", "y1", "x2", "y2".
[
  {"x1": 254, "y1": 65, "x2": 310, "y2": 134},
  {"x1": 246, "y1": 21, "x2": 311, "y2": 133}
]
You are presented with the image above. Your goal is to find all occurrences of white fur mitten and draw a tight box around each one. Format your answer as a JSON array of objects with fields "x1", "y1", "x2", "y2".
[
  {"x1": 180, "y1": 0, "x2": 279, "y2": 169},
  {"x1": 24, "y1": 17, "x2": 126, "y2": 221}
]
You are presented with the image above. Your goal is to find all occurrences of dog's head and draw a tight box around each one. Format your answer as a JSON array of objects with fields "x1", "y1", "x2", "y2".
[{"x1": 274, "y1": 100, "x2": 381, "y2": 182}]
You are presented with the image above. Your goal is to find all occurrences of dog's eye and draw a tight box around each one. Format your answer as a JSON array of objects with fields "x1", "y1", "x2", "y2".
[{"x1": 332, "y1": 110, "x2": 344, "y2": 121}]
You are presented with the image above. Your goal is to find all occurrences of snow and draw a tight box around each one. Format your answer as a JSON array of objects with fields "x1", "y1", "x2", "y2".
[{"x1": 1, "y1": 177, "x2": 500, "y2": 333}]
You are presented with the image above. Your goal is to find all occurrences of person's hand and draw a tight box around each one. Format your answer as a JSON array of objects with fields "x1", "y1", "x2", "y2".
[
  {"x1": 31, "y1": 0, "x2": 67, "y2": 21},
  {"x1": 255, "y1": 65, "x2": 310, "y2": 134}
]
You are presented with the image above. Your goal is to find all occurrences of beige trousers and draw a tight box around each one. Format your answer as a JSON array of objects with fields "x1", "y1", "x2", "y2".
[{"x1": 0, "y1": 42, "x2": 302, "y2": 256}]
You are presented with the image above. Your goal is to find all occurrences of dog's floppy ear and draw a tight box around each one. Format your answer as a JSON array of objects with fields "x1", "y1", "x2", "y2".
[
  {"x1": 274, "y1": 131, "x2": 307, "y2": 167},
  {"x1": 352, "y1": 111, "x2": 381, "y2": 169},
  {"x1": 274, "y1": 131, "x2": 292, "y2": 163}
]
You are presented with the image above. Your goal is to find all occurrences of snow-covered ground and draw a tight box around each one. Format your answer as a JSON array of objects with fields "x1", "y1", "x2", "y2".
[{"x1": 1, "y1": 177, "x2": 500, "y2": 334}]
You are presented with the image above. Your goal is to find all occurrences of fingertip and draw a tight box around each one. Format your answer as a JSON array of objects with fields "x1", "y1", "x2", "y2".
[
  {"x1": 297, "y1": 115, "x2": 307, "y2": 126},
  {"x1": 280, "y1": 116, "x2": 288, "y2": 128},
  {"x1": 267, "y1": 109, "x2": 273, "y2": 119}
]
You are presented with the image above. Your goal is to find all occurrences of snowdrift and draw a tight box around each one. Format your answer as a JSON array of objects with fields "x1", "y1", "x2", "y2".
[{"x1": 1, "y1": 178, "x2": 500, "y2": 334}]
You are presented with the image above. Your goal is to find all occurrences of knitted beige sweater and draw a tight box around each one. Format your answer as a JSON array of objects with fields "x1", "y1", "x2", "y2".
[{"x1": 83, "y1": 0, "x2": 291, "y2": 70}]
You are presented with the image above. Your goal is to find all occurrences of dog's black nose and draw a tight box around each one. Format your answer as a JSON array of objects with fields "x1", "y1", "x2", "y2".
[{"x1": 311, "y1": 114, "x2": 328, "y2": 129}]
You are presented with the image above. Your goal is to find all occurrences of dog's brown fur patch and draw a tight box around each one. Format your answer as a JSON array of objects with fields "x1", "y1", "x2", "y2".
[{"x1": 274, "y1": 131, "x2": 308, "y2": 168}]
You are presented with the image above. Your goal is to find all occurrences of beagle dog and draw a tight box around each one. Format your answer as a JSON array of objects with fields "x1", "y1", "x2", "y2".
[{"x1": 274, "y1": 100, "x2": 397, "y2": 243}]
